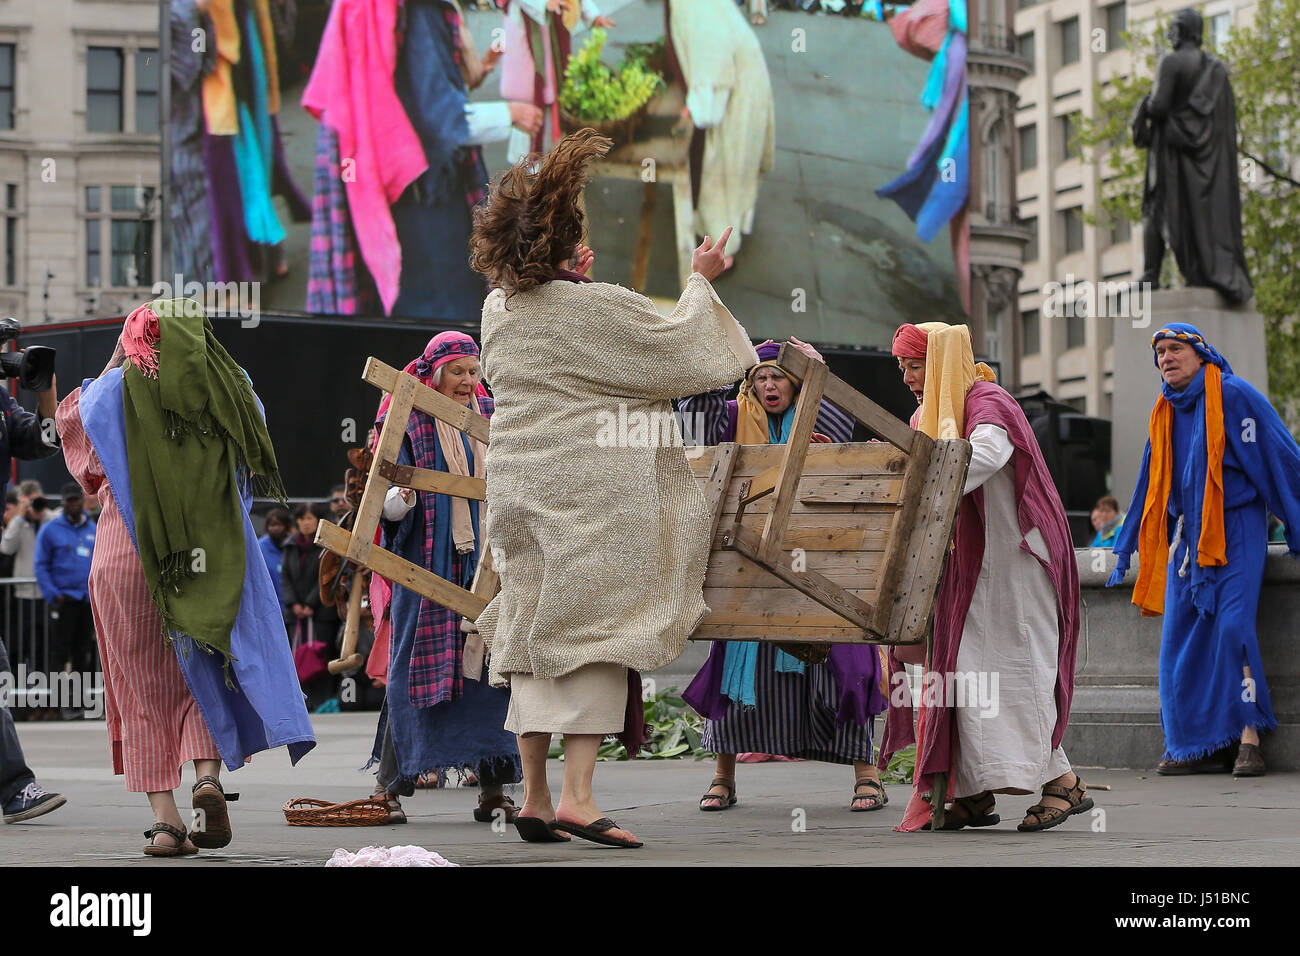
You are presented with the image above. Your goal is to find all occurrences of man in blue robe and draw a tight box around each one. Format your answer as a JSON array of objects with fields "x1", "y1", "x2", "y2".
[{"x1": 1109, "y1": 323, "x2": 1300, "y2": 777}]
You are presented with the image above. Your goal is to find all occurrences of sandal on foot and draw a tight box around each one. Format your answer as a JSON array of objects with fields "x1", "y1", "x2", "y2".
[
  {"x1": 143, "y1": 822, "x2": 197, "y2": 858},
  {"x1": 937, "y1": 791, "x2": 1000, "y2": 830},
  {"x1": 189, "y1": 776, "x2": 232, "y2": 849},
  {"x1": 699, "y1": 777, "x2": 737, "y2": 812},
  {"x1": 551, "y1": 816, "x2": 643, "y2": 848},
  {"x1": 1018, "y1": 776, "x2": 1093, "y2": 832},
  {"x1": 1233, "y1": 743, "x2": 1266, "y2": 778},
  {"x1": 473, "y1": 793, "x2": 520, "y2": 824},
  {"x1": 851, "y1": 778, "x2": 888, "y2": 812},
  {"x1": 514, "y1": 816, "x2": 570, "y2": 843}
]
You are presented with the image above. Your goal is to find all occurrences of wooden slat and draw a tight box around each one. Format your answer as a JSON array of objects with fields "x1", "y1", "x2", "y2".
[
  {"x1": 714, "y1": 514, "x2": 893, "y2": 552},
  {"x1": 690, "y1": 442, "x2": 908, "y2": 479},
  {"x1": 468, "y1": 537, "x2": 500, "y2": 603},
  {"x1": 776, "y1": 346, "x2": 916, "y2": 453},
  {"x1": 883, "y1": 438, "x2": 972, "y2": 645},
  {"x1": 319, "y1": 520, "x2": 486, "y2": 620},
  {"x1": 870, "y1": 430, "x2": 934, "y2": 634},
  {"x1": 724, "y1": 523, "x2": 877, "y2": 632},
  {"x1": 363, "y1": 357, "x2": 490, "y2": 445},
  {"x1": 693, "y1": 624, "x2": 872, "y2": 642},
  {"x1": 739, "y1": 463, "x2": 780, "y2": 505},
  {"x1": 797, "y1": 476, "x2": 902, "y2": 504},
  {"x1": 703, "y1": 442, "x2": 739, "y2": 545},
  {"x1": 758, "y1": 360, "x2": 827, "y2": 564},
  {"x1": 381, "y1": 462, "x2": 488, "y2": 501},
  {"x1": 346, "y1": 374, "x2": 416, "y2": 564},
  {"x1": 706, "y1": 563, "x2": 881, "y2": 589}
]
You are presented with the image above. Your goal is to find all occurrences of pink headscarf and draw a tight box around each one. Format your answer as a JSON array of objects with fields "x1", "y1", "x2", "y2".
[
  {"x1": 121, "y1": 301, "x2": 162, "y2": 379},
  {"x1": 374, "y1": 331, "x2": 486, "y2": 423}
]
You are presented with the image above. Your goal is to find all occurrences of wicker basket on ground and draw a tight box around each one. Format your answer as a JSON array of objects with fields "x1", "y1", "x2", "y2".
[{"x1": 283, "y1": 797, "x2": 391, "y2": 826}]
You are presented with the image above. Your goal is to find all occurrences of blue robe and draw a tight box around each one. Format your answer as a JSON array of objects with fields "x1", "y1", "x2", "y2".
[
  {"x1": 1114, "y1": 367, "x2": 1300, "y2": 761},
  {"x1": 78, "y1": 369, "x2": 315, "y2": 772}
]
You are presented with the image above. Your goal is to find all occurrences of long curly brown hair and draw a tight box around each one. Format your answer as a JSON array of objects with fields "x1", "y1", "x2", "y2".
[{"x1": 469, "y1": 128, "x2": 613, "y2": 297}]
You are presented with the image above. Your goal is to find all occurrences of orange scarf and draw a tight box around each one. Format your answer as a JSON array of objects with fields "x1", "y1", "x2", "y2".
[{"x1": 1131, "y1": 363, "x2": 1228, "y2": 616}]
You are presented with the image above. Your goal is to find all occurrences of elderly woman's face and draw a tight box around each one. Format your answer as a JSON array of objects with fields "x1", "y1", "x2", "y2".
[
  {"x1": 436, "y1": 358, "x2": 481, "y2": 407},
  {"x1": 752, "y1": 367, "x2": 795, "y2": 415},
  {"x1": 898, "y1": 358, "x2": 926, "y2": 402}
]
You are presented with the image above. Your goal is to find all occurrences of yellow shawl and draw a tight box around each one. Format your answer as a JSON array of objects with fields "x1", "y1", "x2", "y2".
[{"x1": 913, "y1": 322, "x2": 996, "y2": 440}]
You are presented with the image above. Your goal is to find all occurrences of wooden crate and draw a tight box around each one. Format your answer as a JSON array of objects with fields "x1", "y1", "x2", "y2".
[{"x1": 687, "y1": 346, "x2": 971, "y2": 647}]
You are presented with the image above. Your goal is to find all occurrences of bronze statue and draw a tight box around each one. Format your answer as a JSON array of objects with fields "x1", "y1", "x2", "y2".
[{"x1": 1131, "y1": 8, "x2": 1252, "y2": 304}]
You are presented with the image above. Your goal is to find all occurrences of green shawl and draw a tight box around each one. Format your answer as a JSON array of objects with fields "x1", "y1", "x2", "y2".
[{"x1": 121, "y1": 298, "x2": 286, "y2": 669}]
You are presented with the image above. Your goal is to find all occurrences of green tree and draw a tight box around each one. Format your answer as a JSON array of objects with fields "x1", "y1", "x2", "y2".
[{"x1": 1076, "y1": 1, "x2": 1300, "y2": 430}]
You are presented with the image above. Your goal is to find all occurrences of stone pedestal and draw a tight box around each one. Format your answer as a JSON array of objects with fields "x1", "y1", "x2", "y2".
[{"x1": 1111, "y1": 289, "x2": 1268, "y2": 508}]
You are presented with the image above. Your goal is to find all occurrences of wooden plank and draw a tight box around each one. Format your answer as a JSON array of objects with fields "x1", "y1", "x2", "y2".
[
  {"x1": 319, "y1": 521, "x2": 486, "y2": 620},
  {"x1": 689, "y1": 442, "x2": 908, "y2": 479},
  {"x1": 870, "y1": 430, "x2": 934, "y2": 635},
  {"x1": 777, "y1": 346, "x2": 917, "y2": 453},
  {"x1": 703, "y1": 443, "x2": 739, "y2": 545},
  {"x1": 363, "y1": 358, "x2": 490, "y2": 445},
  {"x1": 378, "y1": 460, "x2": 488, "y2": 501},
  {"x1": 724, "y1": 523, "x2": 878, "y2": 633},
  {"x1": 738, "y1": 463, "x2": 780, "y2": 505},
  {"x1": 469, "y1": 537, "x2": 500, "y2": 603},
  {"x1": 346, "y1": 374, "x2": 416, "y2": 564},
  {"x1": 758, "y1": 360, "x2": 827, "y2": 564},
  {"x1": 692, "y1": 624, "x2": 872, "y2": 642},
  {"x1": 630, "y1": 179, "x2": 656, "y2": 293},
  {"x1": 707, "y1": 549, "x2": 884, "y2": 574},
  {"x1": 797, "y1": 476, "x2": 902, "y2": 505},
  {"x1": 883, "y1": 438, "x2": 972, "y2": 645},
  {"x1": 714, "y1": 514, "x2": 893, "y2": 552}
]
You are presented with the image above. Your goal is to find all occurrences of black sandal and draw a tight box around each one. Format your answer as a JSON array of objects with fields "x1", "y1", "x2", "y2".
[
  {"x1": 851, "y1": 777, "x2": 888, "y2": 812},
  {"x1": 514, "y1": 816, "x2": 570, "y2": 843},
  {"x1": 923, "y1": 791, "x2": 1000, "y2": 830},
  {"x1": 1018, "y1": 775, "x2": 1093, "y2": 832},
  {"x1": 473, "y1": 793, "x2": 520, "y2": 824},
  {"x1": 699, "y1": 777, "x2": 737, "y2": 812},
  {"x1": 143, "y1": 821, "x2": 197, "y2": 858},
  {"x1": 550, "y1": 817, "x2": 643, "y2": 848},
  {"x1": 189, "y1": 775, "x2": 233, "y2": 849}
]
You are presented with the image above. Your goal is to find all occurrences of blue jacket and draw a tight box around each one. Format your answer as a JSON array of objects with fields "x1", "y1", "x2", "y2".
[
  {"x1": 258, "y1": 533, "x2": 285, "y2": 606},
  {"x1": 34, "y1": 512, "x2": 96, "y2": 603},
  {"x1": 0, "y1": 391, "x2": 60, "y2": 499}
]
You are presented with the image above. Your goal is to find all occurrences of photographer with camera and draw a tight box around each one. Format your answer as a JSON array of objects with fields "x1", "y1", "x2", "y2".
[{"x1": 0, "y1": 340, "x2": 66, "y2": 823}]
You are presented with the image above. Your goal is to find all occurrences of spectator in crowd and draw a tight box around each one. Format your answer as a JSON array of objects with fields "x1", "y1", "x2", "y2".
[
  {"x1": 2, "y1": 481, "x2": 54, "y2": 673},
  {"x1": 0, "y1": 374, "x2": 66, "y2": 823},
  {"x1": 34, "y1": 484, "x2": 98, "y2": 683},
  {"x1": 1, "y1": 488, "x2": 18, "y2": 578},
  {"x1": 1090, "y1": 495, "x2": 1125, "y2": 548},
  {"x1": 327, "y1": 485, "x2": 349, "y2": 523},
  {"x1": 282, "y1": 502, "x2": 339, "y2": 709},
  {"x1": 258, "y1": 507, "x2": 293, "y2": 613}
]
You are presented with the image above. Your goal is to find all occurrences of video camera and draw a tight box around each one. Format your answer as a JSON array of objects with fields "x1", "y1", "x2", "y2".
[{"x1": 0, "y1": 317, "x2": 55, "y2": 391}]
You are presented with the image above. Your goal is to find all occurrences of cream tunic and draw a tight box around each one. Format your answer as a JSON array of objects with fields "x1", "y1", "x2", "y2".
[{"x1": 949, "y1": 423, "x2": 1072, "y2": 797}]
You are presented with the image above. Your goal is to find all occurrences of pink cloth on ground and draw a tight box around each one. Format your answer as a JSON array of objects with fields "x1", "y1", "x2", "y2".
[{"x1": 301, "y1": 0, "x2": 428, "y2": 315}]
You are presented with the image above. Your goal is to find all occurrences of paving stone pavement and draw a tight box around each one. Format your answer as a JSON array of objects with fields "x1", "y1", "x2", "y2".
[{"x1": 4, "y1": 713, "x2": 1297, "y2": 867}]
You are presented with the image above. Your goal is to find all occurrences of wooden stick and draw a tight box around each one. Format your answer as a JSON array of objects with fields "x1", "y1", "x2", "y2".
[
  {"x1": 346, "y1": 373, "x2": 416, "y2": 564},
  {"x1": 757, "y1": 360, "x2": 827, "y2": 565},
  {"x1": 328, "y1": 567, "x2": 366, "y2": 676},
  {"x1": 777, "y1": 347, "x2": 916, "y2": 453}
]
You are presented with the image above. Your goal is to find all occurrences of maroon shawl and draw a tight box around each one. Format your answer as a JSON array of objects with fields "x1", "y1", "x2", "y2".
[{"x1": 878, "y1": 381, "x2": 1080, "y2": 795}]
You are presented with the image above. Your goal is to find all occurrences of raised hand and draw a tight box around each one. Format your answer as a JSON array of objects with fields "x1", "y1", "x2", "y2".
[{"x1": 691, "y1": 227, "x2": 734, "y2": 282}]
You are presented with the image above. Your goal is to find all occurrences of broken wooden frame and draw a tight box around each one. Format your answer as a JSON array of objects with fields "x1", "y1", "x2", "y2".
[
  {"x1": 315, "y1": 358, "x2": 499, "y2": 628},
  {"x1": 688, "y1": 343, "x2": 971, "y2": 647}
]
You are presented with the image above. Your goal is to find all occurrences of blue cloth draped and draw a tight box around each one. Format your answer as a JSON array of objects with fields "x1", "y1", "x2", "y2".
[
  {"x1": 78, "y1": 369, "x2": 315, "y2": 773},
  {"x1": 231, "y1": 7, "x2": 285, "y2": 245},
  {"x1": 373, "y1": 437, "x2": 520, "y2": 786},
  {"x1": 1110, "y1": 332, "x2": 1300, "y2": 760}
]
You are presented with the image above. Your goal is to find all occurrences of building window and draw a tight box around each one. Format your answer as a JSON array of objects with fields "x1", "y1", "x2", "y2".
[
  {"x1": 1061, "y1": 206, "x2": 1084, "y2": 254},
  {"x1": 1105, "y1": 3, "x2": 1127, "y2": 51},
  {"x1": 87, "y1": 47, "x2": 124, "y2": 132},
  {"x1": 1067, "y1": 312, "x2": 1086, "y2": 348},
  {"x1": 1019, "y1": 124, "x2": 1038, "y2": 171},
  {"x1": 0, "y1": 184, "x2": 17, "y2": 287},
  {"x1": 1060, "y1": 17, "x2": 1080, "y2": 66},
  {"x1": 1021, "y1": 215, "x2": 1039, "y2": 263},
  {"x1": 1022, "y1": 309, "x2": 1041, "y2": 355},
  {"x1": 1210, "y1": 13, "x2": 1231, "y2": 51},
  {"x1": 0, "y1": 44, "x2": 13, "y2": 131},
  {"x1": 136, "y1": 48, "x2": 159, "y2": 135},
  {"x1": 1109, "y1": 212, "x2": 1132, "y2": 246},
  {"x1": 85, "y1": 184, "x2": 156, "y2": 288},
  {"x1": 1060, "y1": 112, "x2": 1081, "y2": 161},
  {"x1": 1017, "y1": 32, "x2": 1035, "y2": 69}
]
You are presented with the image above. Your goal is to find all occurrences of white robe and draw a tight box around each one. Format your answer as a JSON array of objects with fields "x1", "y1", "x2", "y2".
[
  {"x1": 949, "y1": 423, "x2": 1072, "y2": 797},
  {"x1": 669, "y1": 0, "x2": 775, "y2": 257}
]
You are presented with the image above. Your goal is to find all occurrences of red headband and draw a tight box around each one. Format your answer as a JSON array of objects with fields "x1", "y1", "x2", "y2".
[{"x1": 892, "y1": 324, "x2": 928, "y2": 360}]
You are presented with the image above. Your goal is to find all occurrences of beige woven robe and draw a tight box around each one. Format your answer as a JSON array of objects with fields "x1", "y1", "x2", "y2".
[{"x1": 475, "y1": 272, "x2": 759, "y2": 686}]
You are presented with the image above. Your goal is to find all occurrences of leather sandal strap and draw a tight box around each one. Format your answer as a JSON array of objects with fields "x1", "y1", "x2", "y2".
[
  {"x1": 144, "y1": 822, "x2": 188, "y2": 842},
  {"x1": 192, "y1": 775, "x2": 223, "y2": 795}
]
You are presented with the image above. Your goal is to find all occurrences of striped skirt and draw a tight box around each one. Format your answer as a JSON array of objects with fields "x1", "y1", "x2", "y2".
[{"x1": 702, "y1": 643, "x2": 874, "y2": 764}]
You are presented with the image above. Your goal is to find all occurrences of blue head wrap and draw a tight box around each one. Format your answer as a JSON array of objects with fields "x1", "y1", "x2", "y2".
[{"x1": 1151, "y1": 323, "x2": 1233, "y2": 375}]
